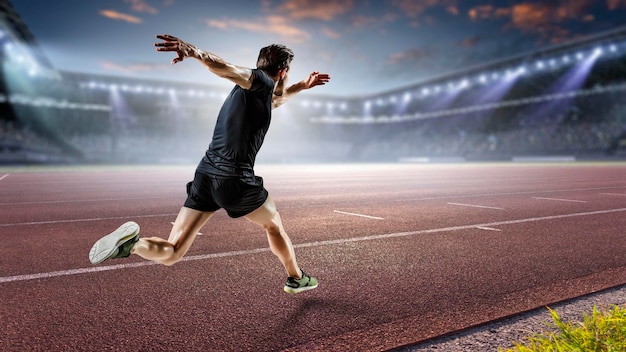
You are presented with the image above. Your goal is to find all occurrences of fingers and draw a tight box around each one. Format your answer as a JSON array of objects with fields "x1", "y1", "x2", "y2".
[
  {"x1": 155, "y1": 34, "x2": 186, "y2": 64},
  {"x1": 156, "y1": 34, "x2": 178, "y2": 41},
  {"x1": 315, "y1": 73, "x2": 331, "y2": 80},
  {"x1": 314, "y1": 73, "x2": 331, "y2": 85},
  {"x1": 311, "y1": 72, "x2": 331, "y2": 81},
  {"x1": 154, "y1": 34, "x2": 180, "y2": 51},
  {"x1": 171, "y1": 53, "x2": 185, "y2": 65}
]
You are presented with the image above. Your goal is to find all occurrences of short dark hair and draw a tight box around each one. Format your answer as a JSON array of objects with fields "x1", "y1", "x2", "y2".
[{"x1": 256, "y1": 44, "x2": 294, "y2": 76}]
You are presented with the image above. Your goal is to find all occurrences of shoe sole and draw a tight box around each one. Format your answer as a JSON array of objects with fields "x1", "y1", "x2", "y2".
[
  {"x1": 89, "y1": 221, "x2": 140, "y2": 264},
  {"x1": 284, "y1": 283, "x2": 318, "y2": 294}
]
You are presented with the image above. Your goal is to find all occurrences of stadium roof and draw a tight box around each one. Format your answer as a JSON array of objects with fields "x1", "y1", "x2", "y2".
[
  {"x1": 361, "y1": 24, "x2": 626, "y2": 100},
  {"x1": 0, "y1": 0, "x2": 55, "y2": 71}
]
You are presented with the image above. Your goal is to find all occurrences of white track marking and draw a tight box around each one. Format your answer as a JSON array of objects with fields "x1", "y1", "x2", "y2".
[
  {"x1": 447, "y1": 202, "x2": 504, "y2": 210},
  {"x1": 2, "y1": 207, "x2": 626, "y2": 284},
  {"x1": 3, "y1": 185, "x2": 626, "y2": 207},
  {"x1": 0, "y1": 174, "x2": 8, "y2": 181},
  {"x1": 532, "y1": 197, "x2": 587, "y2": 203},
  {"x1": 399, "y1": 185, "x2": 626, "y2": 202},
  {"x1": 600, "y1": 193, "x2": 626, "y2": 197},
  {"x1": 333, "y1": 210, "x2": 384, "y2": 220},
  {"x1": 0, "y1": 213, "x2": 178, "y2": 227},
  {"x1": 476, "y1": 226, "x2": 502, "y2": 232},
  {"x1": 0, "y1": 196, "x2": 172, "y2": 206}
]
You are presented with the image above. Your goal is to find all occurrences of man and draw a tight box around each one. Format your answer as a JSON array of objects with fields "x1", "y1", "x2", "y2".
[{"x1": 89, "y1": 34, "x2": 330, "y2": 294}]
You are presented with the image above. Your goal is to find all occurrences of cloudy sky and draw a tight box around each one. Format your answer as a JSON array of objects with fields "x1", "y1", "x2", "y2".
[{"x1": 12, "y1": 0, "x2": 626, "y2": 97}]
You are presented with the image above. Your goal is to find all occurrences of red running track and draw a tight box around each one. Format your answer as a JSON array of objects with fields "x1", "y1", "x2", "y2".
[{"x1": 1, "y1": 163, "x2": 626, "y2": 351}]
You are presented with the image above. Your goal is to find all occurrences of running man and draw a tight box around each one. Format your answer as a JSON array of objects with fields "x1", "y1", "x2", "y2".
[{"x1": 89, "y1": 34, "x2": 330, "y2": 294}]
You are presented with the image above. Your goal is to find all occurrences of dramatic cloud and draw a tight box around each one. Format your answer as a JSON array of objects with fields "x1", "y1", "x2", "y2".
[
  {"x1": 388, "y1": 47, "x2": 432, "y2": 64},
  {"x1": 607, "y1": 0, "x2": 626, "y2": 9},
  {"x1": 99, "y1": 10, "x2": 142, "y2": 24},
  {"x1": 206, "y1": 16, "x2": 310, "y2": 43},
  {"x1": 391, "y1": 0, "x2": 459, "y2": 18},
  {"x1": 124, "y1": 0, "x2": 158, "y2": 14},
  {"x1": 468, "y1": 5, "x2": 510, "y2": 21},
  {"x1": 509, "y1": 2, "x2": 594, "y2": 42},
  {"x1": 468, "y1": 1, "x2": 594, "y2": 26},
  {"x1": 321, "y1": 27, "x2": 341, "y2": 39},
  {"x1": 468, "y1": 1, "x2": 596, "y2": 43},
  {"x1": 276, "y1": 0, "x2": 355, "y2": 20}
]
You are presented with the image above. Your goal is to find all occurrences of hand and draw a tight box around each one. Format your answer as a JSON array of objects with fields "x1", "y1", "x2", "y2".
[
  {"x1": 303, "y1": 71, "x2": 331, "y2": 89},
  {"x1": 154, "y1": 34, "x2": 196, "y2": 65}
]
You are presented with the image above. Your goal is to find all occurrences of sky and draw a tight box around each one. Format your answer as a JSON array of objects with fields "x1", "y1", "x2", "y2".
[{"x1": 11, "y1": 0, "x2": 626, "y2": 97}]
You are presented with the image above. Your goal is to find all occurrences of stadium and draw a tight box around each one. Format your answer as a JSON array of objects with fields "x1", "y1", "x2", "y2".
[
  {"x1": 2, "y1": 1, "x2": 626, "y2": 351},
  {"x1": 2, "y1": 2, "x2": 626, "y2": 165}
]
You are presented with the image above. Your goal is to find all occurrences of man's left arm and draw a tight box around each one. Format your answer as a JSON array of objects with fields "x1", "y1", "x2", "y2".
[{"x1": 272, "y1": 71, "x2": 331, "y2": 109}]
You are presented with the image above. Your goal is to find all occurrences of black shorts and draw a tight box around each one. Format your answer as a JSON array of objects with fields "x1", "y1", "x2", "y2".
[{"x1": 183, "y1": 172, "x2": 269, "y2": 218}]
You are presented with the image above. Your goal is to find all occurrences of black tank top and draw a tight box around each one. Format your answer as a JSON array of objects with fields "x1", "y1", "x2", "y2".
[{"x1": 197, "y1": 69, "x2": 275, "y2": 182}]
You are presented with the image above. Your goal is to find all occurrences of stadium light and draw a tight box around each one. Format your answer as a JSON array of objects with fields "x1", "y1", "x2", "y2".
[{"x1": 593, "y1": 47, "x2": 603, "y2": 57}]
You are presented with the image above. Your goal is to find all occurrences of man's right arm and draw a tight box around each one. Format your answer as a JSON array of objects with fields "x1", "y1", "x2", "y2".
[{"x1": 155, "y1": 34, "x2": 253, "y2": 89}]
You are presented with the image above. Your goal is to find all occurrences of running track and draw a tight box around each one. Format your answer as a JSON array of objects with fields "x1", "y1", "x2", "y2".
[{"x1": 1, "y1": 163, "x2": 626, "y2": 351}]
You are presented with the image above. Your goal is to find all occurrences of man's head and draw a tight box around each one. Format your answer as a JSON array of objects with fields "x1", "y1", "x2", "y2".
[{"x1": 256, "y1": 44, "x2": 294, "y2": 78}]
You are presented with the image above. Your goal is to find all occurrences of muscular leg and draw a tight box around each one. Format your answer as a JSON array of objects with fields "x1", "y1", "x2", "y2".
[
  {"x1": 132, "y1": 206, "x2": 213, "y2": 266},
  {"x1": 245, "y1": 196, "x2": 302, "y2": 278}
]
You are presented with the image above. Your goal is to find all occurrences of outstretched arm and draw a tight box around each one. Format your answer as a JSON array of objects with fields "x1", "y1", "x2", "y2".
[
  {"x1": 272, "y1": 71, "x2": 331, "y2": 109},
  {"x1": 154, "y1": 34, "x2": 253, "y2": 89}
]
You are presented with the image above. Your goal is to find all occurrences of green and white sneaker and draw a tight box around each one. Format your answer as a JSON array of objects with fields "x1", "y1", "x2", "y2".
[
  {"x1": 284, "y1": 270, "x2": 318, "y2": 294},
  {"x1": 89, "y1": 221, "x2": 140, "y2": 264}
]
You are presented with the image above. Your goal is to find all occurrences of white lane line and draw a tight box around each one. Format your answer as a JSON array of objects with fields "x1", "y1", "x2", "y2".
[
  {"x1": 399, "y1": 185, "x2": 626, "y2": 202},
  {"x1": 0, "y1": 196, "x2": 171, "y2": 206},
  {"x1": 3, "y1": 206, "x2": 626, "y2": 284},
  {"x1": 476, "y1": 226, "x2": 501, "y2": 232},
  {"x1": 532, "y1": 197, "x2": 587, "y2": 203},
  {"x1": 447, "y1": 202, "x2": 504, "y2": 210},
  {"x1": 600, "y1": 193, "x2": 626, "y2": 197},
  {"x1": 0, "y1": 174, "x2": 8, "y2": 181},
  {"x1": 333, "y1": 210, "x2": 384, "y2": 220},
  {"x1": 0, "y1": 213, "x2": 178, "y2": 227}
]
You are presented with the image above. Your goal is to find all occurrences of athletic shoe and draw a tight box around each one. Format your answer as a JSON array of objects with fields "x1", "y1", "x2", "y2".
[
  {"x1": 89, "y1": 221, "x2": 140, "y2": 264},
  {"x1": 284, "y1": 270, "x2": 318, "y2": 294}
]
